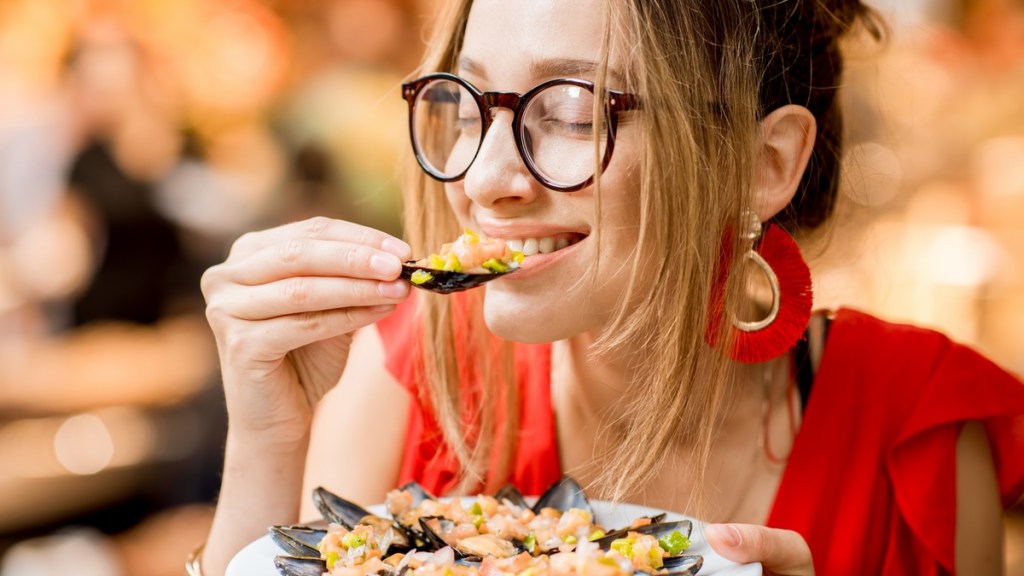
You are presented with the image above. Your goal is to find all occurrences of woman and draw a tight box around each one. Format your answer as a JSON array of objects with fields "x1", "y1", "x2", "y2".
[{"x1": 196, "y1": 0, "x2": 1024, "y2": 574}]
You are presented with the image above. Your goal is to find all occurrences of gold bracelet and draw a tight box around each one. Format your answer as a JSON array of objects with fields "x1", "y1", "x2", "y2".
[{"x1": 185, "y1": 542, "x2": 205, "y2": 576}]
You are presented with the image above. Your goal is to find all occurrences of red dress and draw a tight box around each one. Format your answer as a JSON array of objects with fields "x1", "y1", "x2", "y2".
[{"x1": 375, "y1": 296, "x2": 1024, "y2": 575}]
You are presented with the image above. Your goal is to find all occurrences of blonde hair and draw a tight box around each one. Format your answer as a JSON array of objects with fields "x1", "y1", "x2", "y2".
[{"x1": 400, "y1": 0, "x2": 877, "y2": 502}]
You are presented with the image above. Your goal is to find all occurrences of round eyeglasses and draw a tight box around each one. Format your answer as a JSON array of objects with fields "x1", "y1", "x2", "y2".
[{"x1": 401, "y1": 73, "x2": 641, "y2": 192}]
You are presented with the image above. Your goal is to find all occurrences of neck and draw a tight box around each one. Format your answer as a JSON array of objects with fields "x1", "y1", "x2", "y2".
[{"x1": 553, "y1": 332, "x2": 637, "y2": 423}]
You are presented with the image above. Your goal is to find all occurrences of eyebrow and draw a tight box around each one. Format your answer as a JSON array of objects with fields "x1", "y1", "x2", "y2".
[{"x1": 458, "y1": 55, "x2": 625, "y2": 87}]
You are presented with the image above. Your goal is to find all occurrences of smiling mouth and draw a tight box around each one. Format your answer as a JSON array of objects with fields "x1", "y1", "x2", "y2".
[{"x1": 501, "y1": 233, "x2": 586, "y2": 257}]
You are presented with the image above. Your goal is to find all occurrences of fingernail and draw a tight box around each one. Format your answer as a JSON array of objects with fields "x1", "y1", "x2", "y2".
[
  {"x1": 382, "y1": 237, "x2": 411, "y2": 259},
  {"x1": 378, "y1": 280, "x2": 409, "y2": 299},
  {"x1": 708, "y1": 524, "x2": 741, "y2": 547},
  {"x1": 371, "y1": 253, "x2": 402, "y2": 276}
]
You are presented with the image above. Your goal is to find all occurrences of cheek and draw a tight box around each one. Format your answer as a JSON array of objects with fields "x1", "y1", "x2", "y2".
[{"x1": 444, "y1": 183, "x2": 472, "y2": 225}]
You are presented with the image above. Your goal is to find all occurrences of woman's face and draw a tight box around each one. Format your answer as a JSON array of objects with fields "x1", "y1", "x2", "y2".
[{"x1": 447, "y1": 0, "x2": 643, "y2": 343}]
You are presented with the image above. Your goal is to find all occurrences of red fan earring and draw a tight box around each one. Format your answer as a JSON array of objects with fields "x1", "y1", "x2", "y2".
[{"x1": 707, "y1": 211, "x2": 813, "y2": 363}]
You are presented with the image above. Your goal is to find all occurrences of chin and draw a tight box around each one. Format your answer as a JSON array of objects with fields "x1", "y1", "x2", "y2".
[{"x1": 481, "y1": 287, "x2": 583, "y2": 343}]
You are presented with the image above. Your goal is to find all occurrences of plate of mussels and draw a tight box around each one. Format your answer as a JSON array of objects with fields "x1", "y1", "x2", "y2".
[{"x1": 227, "y1": 477, "x2": 761, "y2": 576}]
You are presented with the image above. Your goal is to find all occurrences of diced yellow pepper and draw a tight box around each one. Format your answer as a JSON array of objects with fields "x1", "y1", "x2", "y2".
[
  {"x1": 463, "y1": 228, "x2": 480, "y2": 244},
  {"x1": 443, "y1": 253, "x2": 463, "y2": 273},
  {"x1": 482, "y1": 258, "x2": 509, "y2": 273},
  {"x1": 648, "y1": 545, "x2": 664, "y2": 569},
  {"x1": 410, "y1": 270, "x2": 434, "y2": 285},
  {"x1": 610, "y1": 538, "x2": 632, "y2": 558},
  {"x1": 326, "y1": 551, "x2": 340, "y2": 569},
  {"x1": 428, "y1": 254, "x2": 446, "y2": 269}
]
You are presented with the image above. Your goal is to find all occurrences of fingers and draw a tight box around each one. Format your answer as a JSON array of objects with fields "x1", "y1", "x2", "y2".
[
  {"x1": 224, "y1": 305, "x2": 399, "y2": 360},
  {"x1": 705, "y1": 524, "x2": 814, "y2": 576},
  {"x1": 228, "y1": 217, "x2": 411, "y2": 261},
  {"x1": 224, "y1": 239, "x2": 407, "y2": 286},
  {"x1": 214, "y1": 275, "x2": 409, "y2": 321}
]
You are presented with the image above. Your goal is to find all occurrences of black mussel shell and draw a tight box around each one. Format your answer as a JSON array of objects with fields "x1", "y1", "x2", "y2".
[
  {"x1": 391, "y1": 481, "x2": 437, "y2": 545},
  {"x1": 269, "y1": 526, "x2": 326, "y2": 557},
  {"x1": 396, "y1": 480, "x2": 437, "y2": 506},
  {"x1": 599, "y1": 513, "x2": 670, "y2": 541},
  {"x1": 494, "y1": 484, "x2": 531, "y2": 509},
  {"x1": 417, "y1": 516, "x2": 525, "y2": 560},
  {"x1": 533, "y1": 476, "x2": 592, "y2": 515},
  {"x1": 417, "y1": 516, "x2": 455, "y2": 551},
  {"x1": 401, "y1": 264, "x2": 515, "y2": 294},
  {"x1": 659, "y1": 554, "x2": 704, "y2": 576},
  {"x1": 313, "y1": 486, "x2": 376, "y2": 528},
  {"x1": 274, "y1": 555, "x2": 327, "y2": 576},
  {"x1": 594, "y1": 520, "x2": 694, "y2": 549},
  {"x1": 312, "y1": 486, "x2": 413, "y2": 551}
]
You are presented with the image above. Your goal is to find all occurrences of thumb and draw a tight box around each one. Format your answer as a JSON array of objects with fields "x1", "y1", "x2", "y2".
[{"x1": 705, "y1": 523, "x2": 814, "y2": 576}]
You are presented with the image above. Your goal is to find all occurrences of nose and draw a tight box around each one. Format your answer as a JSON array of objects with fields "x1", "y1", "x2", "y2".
[{"x1": 462, "y1": 108, "x2": 540, "y2": 208}]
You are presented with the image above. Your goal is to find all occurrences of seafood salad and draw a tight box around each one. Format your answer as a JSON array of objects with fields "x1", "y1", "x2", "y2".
[
  {"x1": 270, "y1": 477, "x2": 703, "y2": 576},
  {"x1": 410, "y1": 229, "x2": 524, "y2": 278}
]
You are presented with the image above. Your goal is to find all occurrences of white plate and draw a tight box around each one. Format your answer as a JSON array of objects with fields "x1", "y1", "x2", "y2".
[{"x1": 227, "y1": 500, "x2": 761, "y2": 576}]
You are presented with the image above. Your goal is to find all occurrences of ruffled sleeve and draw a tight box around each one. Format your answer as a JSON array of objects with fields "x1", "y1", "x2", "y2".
[{"x1": 768, "y1": 308, "x2": 1024, "y2": 575}]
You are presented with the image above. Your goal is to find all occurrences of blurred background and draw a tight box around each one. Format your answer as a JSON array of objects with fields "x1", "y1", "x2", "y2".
[{"x1": 0, "y1": 0, "x2": 1020, "y2": 574}]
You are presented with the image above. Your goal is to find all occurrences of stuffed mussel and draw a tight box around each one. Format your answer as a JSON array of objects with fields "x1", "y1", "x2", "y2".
[{"x1": 401, "y1": 229, "x2": 523, "y2": 294}]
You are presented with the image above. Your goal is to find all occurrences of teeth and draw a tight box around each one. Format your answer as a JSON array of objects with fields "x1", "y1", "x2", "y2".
[{"x1": 503, "y1": 235, "x2": 579, "y2": 257}]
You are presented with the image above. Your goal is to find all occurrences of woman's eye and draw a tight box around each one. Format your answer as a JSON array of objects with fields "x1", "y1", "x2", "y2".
[
  {"x1": 455, "y1": 116, "x2": 480, "y2": 134},
  {"x1": 542, "y1": 117, "x2": 594, "y2": 137}
]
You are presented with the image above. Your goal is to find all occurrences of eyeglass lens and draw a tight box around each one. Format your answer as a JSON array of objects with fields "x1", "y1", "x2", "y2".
[{"x1": 410, "y1": 78, "x2": 608, "y2": 189}]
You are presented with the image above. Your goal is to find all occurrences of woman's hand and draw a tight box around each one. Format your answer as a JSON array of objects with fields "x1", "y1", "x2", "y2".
[
  {"x1": 706, "y1": 524, "x2": 814, "y2": 575},
  {"x1": 201, "y1": 217, "x2": 411, "y2": 447}
]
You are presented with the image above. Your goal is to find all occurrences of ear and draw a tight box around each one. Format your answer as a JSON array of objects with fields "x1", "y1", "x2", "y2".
[{"x1": 753, "y1": 105, "x2": 817, "y2": 222}]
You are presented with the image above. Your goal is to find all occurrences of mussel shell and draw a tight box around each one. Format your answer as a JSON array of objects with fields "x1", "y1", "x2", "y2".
[
  {"x1": 658, "y1": 554, "x2": 704, "y2": 576},
  {"x1": 417, "y1": 516, "x2": 453, "y2": 551},
  {"x1": 273, "y1": 555, "x2": 327, "y2": 576},
  {"x1": 532, "y1": 476, "x2": 592, "y2": 515},
  {"x1": 269, "y1": 526, "x2": 326, "y2": 557},
  {"x1": 390, "y1": 481, "x2": 438, "y2": 545},
  {"x1": 599, "y1": 513, "x2": 670, "y2": 542},
  {"x1": 494, "y1": 484, "x2": 531, "y2": 509},
  {"x1": 401, "y1": 264, "x2": 513, "y2": 294},
  {"x1": 593, "y1": 519, "x2": 694, "y2": 549},
  {"x1": 417, "y1": 516, "x2": 525, "y2": 560},
  {"x1": 312, "y1": 486, "x2": 413, "y2": 551},
  {"x1": 313, "y1": 486, "x2": 376, "y2": 528},
  {"x1": 395, "y1": 480, "x2": 437, "y2": 506}
]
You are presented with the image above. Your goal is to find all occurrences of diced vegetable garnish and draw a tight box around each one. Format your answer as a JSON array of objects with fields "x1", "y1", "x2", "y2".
[
  {"x1": 411, "y1": 270, "x2": 434, "y2": 284},
  {"x1": 657, "y1": 530, "x2": 690, "y2": 555},
  {"x1": 523, "y1": 531, "x2": 537, "y2": 553},
  {"x1": 610, "y1": 537, "x2": 632, "y2": 558}
]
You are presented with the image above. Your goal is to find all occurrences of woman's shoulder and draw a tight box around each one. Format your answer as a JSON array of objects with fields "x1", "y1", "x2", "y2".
[{"x1": 824, "y1": 307, "x2": 1019, "y2": 382}]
